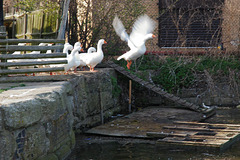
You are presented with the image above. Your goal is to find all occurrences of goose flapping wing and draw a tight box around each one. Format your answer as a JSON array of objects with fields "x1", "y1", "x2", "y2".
[
  {"x1": 112, "y1": 16, "x2": 136, "y2": 50},
  {"x1": 129, "y1": 14, "x2": 156, "y2": 47},
  {"x1": 112, "y1": 16, "x2": 129, "y2": 42}
]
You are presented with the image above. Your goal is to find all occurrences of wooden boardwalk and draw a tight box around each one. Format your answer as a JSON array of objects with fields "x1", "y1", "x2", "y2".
[
  {"x1": 150, "y1": 121, "x2": 240, "y2": 151},
  {"x1": 86, "y1": 107, "x2": 240, "y2": 151},
  {"x1": 106, "y1": 61, "x2": 216, "y2": 119}
]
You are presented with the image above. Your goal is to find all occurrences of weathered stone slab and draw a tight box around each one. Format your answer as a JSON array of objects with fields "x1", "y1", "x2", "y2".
[
  {"x1": 2, "y1": 99, "x2": 42, "y2": 128},
  {"x1": 0, "y1": 130, "x2": 15, "y2": 160}
]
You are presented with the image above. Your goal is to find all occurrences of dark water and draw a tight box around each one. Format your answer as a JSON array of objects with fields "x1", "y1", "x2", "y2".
[
  {"x1": 67, "y1": 137, "x2": 240, "y2": 160},
  {"x1": 67, "y1": 108, "x2": 240, "y2": 160}
]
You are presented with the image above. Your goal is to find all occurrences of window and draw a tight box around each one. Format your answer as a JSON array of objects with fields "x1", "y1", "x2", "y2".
[{"x1": 158, "y1": 0, "x2": 224, "y2": 48}]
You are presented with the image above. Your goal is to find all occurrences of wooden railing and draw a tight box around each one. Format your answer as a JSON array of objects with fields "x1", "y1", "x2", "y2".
[{"x1": 0, "y1": 38, "x2": 68, "y2": 81}]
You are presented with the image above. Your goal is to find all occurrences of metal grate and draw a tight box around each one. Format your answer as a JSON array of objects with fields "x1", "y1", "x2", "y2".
[{"x1": 158, "y1": 0, "x2": 223, "y2": 48}]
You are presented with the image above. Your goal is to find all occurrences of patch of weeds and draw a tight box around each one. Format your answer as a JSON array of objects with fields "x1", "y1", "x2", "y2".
[
  {"x1": 113, "y1": 54, "x2": 240, "y2": 93},
  {"x1": 152, "y1": 58, "x2": 195, "y2": 93},
  {"x1": 195, "y1": 56, "x2": 240, "y2": 75}
]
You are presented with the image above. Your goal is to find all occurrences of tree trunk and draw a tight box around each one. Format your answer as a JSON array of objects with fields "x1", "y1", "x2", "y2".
[
  {"x1": 0, "y1": 0, "x2": 3, "y2": 26},
  {"x1": 57, "y1": 0, "x2": 71, "y2": 40}
]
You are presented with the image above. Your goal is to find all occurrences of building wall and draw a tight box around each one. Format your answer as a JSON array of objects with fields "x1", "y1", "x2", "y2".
[
  {"x1": 3, "y1": 0, "x2": 14, "y2": 15},
  {"x1": 222, "y1": 0, "x2": 240, "y2": 52},
  {"x1": 143, "y1": 0, "x2": 240, "y2": 54}
]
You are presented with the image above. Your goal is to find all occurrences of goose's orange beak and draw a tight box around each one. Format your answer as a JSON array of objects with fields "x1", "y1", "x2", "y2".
[
  {"x1": 80, "y1": 48, "x2": 84, "y2": 52},
  {"x1": 104, "y1": 41, "x2": 107, "y2": 44},
  {"x1": 152, "y1": 34, "x2": 156, "y2": 38}
]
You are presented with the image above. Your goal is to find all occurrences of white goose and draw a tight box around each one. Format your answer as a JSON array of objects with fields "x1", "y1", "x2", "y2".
[
  {"x1": 87, "y1": 47, "x2": 97, "y2": 53},
  {"x1": 79, "y1": 39, "x2": 107, "y2": 72},
  {"x1": 29, "y1": 43, "x2": 49, "y2": 54},
  {"x1": 64, "y1": 43, "x2": 74, "y2": 58},
  {"x1": 112, "y1": 14, "x2": 156, "y2": 69},
  {"x1": 47, "y1": 43, "x2": 74, "y2": 75},
  {"x1": 64, "y1": 42, "x2": 83, "y2": 72},
  {"x1": 12, "y1": 43, "x2": 27, "y2": 55},
  {"x1": 8, "y1": 43, "x2": 27, "y2": 63},
  {"x1": 75, "y1": 47, "x2": 97, "y2": 70}
]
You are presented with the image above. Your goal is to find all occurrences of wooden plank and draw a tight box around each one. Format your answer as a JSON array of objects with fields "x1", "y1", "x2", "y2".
[
  {"x1": 163, "y1": 125, "x2": 214, "y2": 132},
  {"x1": 0, "y1": 60, "x2": 67, "y2": 67},
  {"x1": 191, "y1": 134, "x2": 238, "y2": 140},
  {"x1": 0, "y1": 53, "x2": 66, "y2": 59},
  {"x1": 147, "y1": 131, "x2": 238, "y2": 140},
  {"x1": 145, "y1": 84, "x2": 155, "y2": 90},
  {"x1": 174, "y1": 121, "x2": 240, "y2": 127},
  {"x1": 106, "y1": 61, "x2": 216, "y2": 115},
  {"x1": 0, "y1": 45, "x2": 64, "y2": 51},
  {"x1": 0, "y1": 67, "x2": 65, "y2": 74},
  {"x1": 0, "y1": 75, "x2": 76, "y2": 82},
  {"x1": 219, "y1": 133, "x2": 240, "y2": 151},
  {"x1": 163, "y1": 125, "x2": 240, "y2": 132},
  {"x1": 145, "y1": 131, "x2": 236, "y2": 140},
  {"x1": 0, "y1": 39, "x2": 65, "y2": 44},
  {"x1": 146, "y1": 132, "x2": 190, "y2": 138},
  {"x1": 158, "y1": 137, "x2": 228, "y2": 146}
]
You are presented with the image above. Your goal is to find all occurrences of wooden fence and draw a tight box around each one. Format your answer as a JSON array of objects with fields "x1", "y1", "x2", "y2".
[{"x1": 6, "y1": 10, "x2": 59, "y2": 39}]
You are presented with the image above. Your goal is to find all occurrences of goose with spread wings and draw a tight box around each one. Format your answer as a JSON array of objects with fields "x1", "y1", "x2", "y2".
[{"x1": 112, "y1": 14, "x2": 156, "y2": 69}]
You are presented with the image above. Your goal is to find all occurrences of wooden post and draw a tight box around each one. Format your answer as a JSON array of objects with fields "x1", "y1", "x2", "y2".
[
  {"x1": 0, "y1": 25, "x2": 7, "y2": 76},
  {"x1": 129, "y1": 80, "x2": 132, "y2": 113},
  {"x1": 0, "y1": 0, "x2": 3, "y2": 26},
  {"x1": 57, "y1": 0, "x2": 71, "y2": 40},
  {"x1": 24, "y1": 14, "x2": 27, "y2": 39}
]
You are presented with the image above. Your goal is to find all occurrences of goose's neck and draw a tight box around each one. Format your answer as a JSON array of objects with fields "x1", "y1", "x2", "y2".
[
  {"x1": 71, "y1": 48, "x2": 79, "y2": 56},
  {"x1": 63, "y1": 48, "x2": 69, "y2": 54},
  {"x1": 97, "y1": 42, "x2": 103, "y2": 53},
  {"x1": 143, "y1": 34, "x2": 153, "y2": 42}
]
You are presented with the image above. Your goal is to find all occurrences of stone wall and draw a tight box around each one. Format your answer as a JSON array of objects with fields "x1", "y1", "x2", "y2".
[{"x1": 0, "y1": 68, "x2": 121, "y2": 160}]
